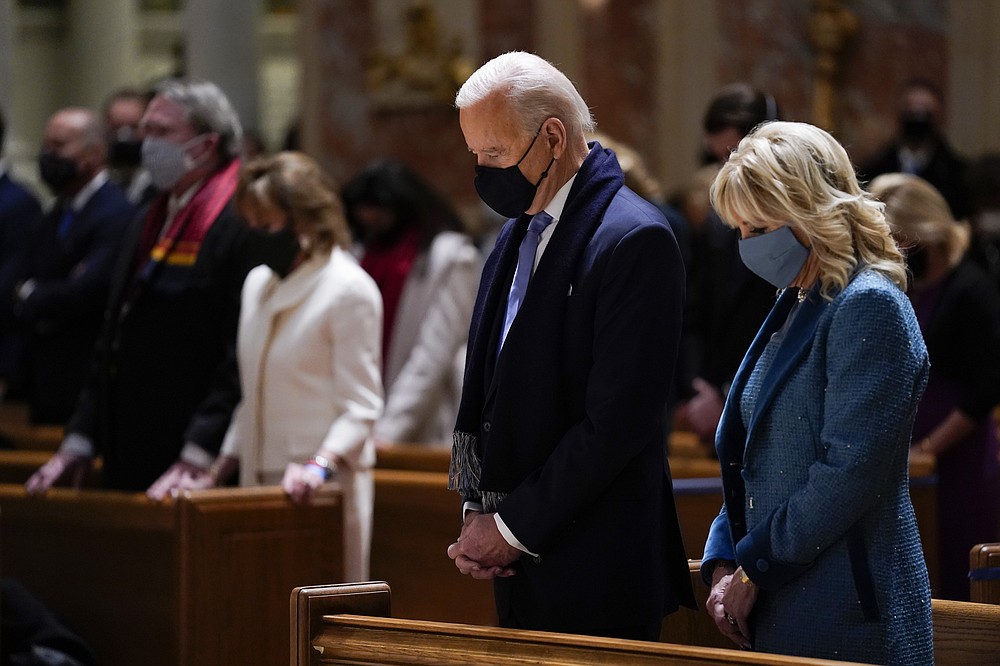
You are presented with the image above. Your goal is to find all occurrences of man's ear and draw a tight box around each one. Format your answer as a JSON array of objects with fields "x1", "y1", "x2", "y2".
[{"x1": 543, "y1": 117, "x2": 568, "y2": 160}]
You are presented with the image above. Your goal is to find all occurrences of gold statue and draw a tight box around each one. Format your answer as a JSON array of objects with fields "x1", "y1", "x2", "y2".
[
  {"x1": 367, "y1": 1, "x2": 474, "y2": 109},
  {"x1": 808, "y1": 0, "x2": 858, "y2": 132}
]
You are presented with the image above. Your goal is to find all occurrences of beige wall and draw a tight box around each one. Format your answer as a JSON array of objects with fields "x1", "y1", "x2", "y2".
[{"x1": 3, "y1": 1, "x2": 999, "y2": 213}]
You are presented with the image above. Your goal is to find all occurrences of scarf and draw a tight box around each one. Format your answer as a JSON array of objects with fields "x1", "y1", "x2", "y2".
[
  {"x1": 361, "y1": 226, "x2": 422, "y2": 369},
  {"x1": 448, "y1": 142, "x2": 624, "y2": 511}
]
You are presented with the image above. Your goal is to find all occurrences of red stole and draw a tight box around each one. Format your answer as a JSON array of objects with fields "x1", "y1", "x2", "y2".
[{"x1": 133, "y1": 159, "x2": 241, "y2": 277}]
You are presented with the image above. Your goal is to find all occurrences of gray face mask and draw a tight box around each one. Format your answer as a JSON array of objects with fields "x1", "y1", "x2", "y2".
[
  {"x1": 738, "y1": 225, "x2": 810, "y2": 288},
  {"x1": 141, "y1": 135, "x2": 205, "y2": 190}
]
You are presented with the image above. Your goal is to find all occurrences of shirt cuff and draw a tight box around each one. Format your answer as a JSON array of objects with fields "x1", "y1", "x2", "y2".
[
  {"x1": 462, "y1": 500, "x2": 484, "y2": 518},
  {"x1": 180, "y1": 442, "x2": 214, "y2": 469},
  {"x1": 494, "y1": 513, "x2": 538, "y2": 557},
  {"x1": 59, "y1": 432, "x2": 94, "y2": 459}
]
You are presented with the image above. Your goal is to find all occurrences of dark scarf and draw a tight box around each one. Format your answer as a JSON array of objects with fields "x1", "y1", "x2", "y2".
[{"x1": 449, "y1": 142, "x2": 624, "y2": 510}]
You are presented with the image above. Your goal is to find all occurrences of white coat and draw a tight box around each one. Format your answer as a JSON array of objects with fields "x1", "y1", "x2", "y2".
[
  {"x1": 220, "y1": 247, "x2": 383, "y2": 581},
  {"x1": 375, "y1": 231, "x2": 480, "y2": 445}
]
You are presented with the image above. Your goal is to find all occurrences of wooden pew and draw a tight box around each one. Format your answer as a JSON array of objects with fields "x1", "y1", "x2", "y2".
[
  {"x1": 0, "y1": 400, "x2": 64, "y2": 450},
  {"x1": 292, "y1": 578, "x2": 1000, "y2": 666},
  {"x1": 367, "y1": 452, "x2": 940, "y2": 627},
  {"x1": 970, "y1": 542, "x2": 1000, "y2": 604},
  {"x1": 291, "y1": 581, "x2": 865, "y2": 665},
  {"x1": 0, "y1": 484, "x2": 344, "y2": 666},
  {"x1": 371, "y1": 468, "x2": 497, "y2": 625}
]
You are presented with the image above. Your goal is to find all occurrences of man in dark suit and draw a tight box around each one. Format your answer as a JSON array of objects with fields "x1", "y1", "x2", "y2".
[
  {"x1": 446, "y1": 51, "x2": 694, "y2": 640},
  {"x1": 26, "y1": 80, "x2": 259, "y2": 493},
  {"x1": 0, "y1": 108, "x2": 43, "y2": 401},
  {"x1": 14, "y1": 107, "x2": 134, "y2": 425},
  {"x1": 858, "y1": 78, "x2": 971, "y2": 220}
]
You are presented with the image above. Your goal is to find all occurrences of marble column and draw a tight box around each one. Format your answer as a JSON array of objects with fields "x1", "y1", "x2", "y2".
[
  {"x1": 66, "y1": 0, "x2": 140, "y2": 109},
  {"x1": 0, "y1": 0, "x2": 12, "y2": 113},
  {"x1": 184, "y1": 0, "x2": 262, "y2": 133},
  {"x1": 949, "y1": 0, "x2": 1000, "y2": 154}
]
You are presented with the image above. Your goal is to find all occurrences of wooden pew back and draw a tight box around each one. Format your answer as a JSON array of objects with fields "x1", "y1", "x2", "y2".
[
  {"x1": 0, "y1": 401, "x2": 64, "y2": 450},
  {"x1": 291, "y1": 582, "x2": 866, "y2": 666},
  {"x1": 0, "y1": 484, "x2": 343, "y2": 666},
  {"x1": 292, "y1": 579, "x2": 1000, "y2": 666},
  {"x1": 970, "y1": 542, "x2": 1000, "y2": 604}
]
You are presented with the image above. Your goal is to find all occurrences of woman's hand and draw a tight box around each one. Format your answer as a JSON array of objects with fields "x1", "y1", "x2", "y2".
[
  {"x1": 281, "y1": 462, "x2": 326, "y2": 503},
  {"x1": 720, "y1": 566, "x2": 757, "y2": 648},
  {"x1": 707, "y1": 562, "x2": 753, "y2": 649}
]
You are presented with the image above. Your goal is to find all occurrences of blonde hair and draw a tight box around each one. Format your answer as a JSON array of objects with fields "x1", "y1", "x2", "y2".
[
  {"x1": 710, "y1": 121, "x2": 906, "y2": 298},
  {"x1": 869, "y1": 172, "x2": 970, "y2": 268},
  {"x1": 236, "y1": 151, "x2": 351, "y2": 253}
]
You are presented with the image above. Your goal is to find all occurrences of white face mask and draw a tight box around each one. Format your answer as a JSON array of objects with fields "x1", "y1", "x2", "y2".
[{"x1": 141, "y1": 134, "x2": 207, "y2": 190}]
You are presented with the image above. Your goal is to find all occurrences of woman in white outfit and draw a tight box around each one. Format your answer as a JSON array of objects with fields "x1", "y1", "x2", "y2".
[
  {"x1": 152, "y1": 152, "x2": 383, "y2": 581},
  {"x1": 342, "y1": 160, "x2": 479, "y2": 447}
]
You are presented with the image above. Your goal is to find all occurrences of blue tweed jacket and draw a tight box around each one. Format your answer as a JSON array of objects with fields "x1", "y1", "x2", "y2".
[{"x1": 703, "y1": 269, "x2": 933, "y2": 665}]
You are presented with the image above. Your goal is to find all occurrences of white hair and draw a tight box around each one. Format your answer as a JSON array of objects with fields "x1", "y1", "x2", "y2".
[
  {"x1": 155, "y1": 79, "x2": 243, "y2": 160},
  {"x1": 455, "y1": 51, "x2": 595, "y2": 140}
]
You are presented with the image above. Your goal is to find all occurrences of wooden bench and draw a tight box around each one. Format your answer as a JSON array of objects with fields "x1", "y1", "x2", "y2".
[
  {"x1": 0, "y1": 484, "x2": 344, "y2": 666},
  {"x1": 292, "y1": 576, "x2": 1000, "y2": 666},
  {"x1": 971, "y1": 542, "x2": 1000, "y2": 604},
  {"x1": 367, "y1": 450, "x2": 939, "y2": 626},
  {"x1": 0, "y1": 400, "x2": 64, "y2": 450},
  {"x1": 291, "y1": 581, "x2": 861, "y2": 665}
]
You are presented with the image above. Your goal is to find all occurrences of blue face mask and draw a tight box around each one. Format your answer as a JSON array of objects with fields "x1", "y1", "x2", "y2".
[{"x1": 738, "y1": 225, "x2": 810, "y2": 288}]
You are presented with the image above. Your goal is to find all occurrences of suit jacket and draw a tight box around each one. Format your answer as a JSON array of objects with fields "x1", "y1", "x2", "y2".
[
  {"x1": 221, "y1": 249, "x2": 383, "y2": 581},
  {"x1": 703, "y1": 270, "x2": 933, "y2": 665},
  {"x1": 17, "y1": 179, "x2": 134, "y2": 424},
  {"x1": 0, "y1": 173, "x2": 42, "y2": 383},
  {"x1": 452, "y1": 143, "x2": 694, "y2": 637},
  {"x1": 859, "y1": 139, "x2": 970, "y2": 220},
  {"x1": 375, "y1": 230, "x2": 480, "y2": 445},
  {"x1": 67, "y1": 166, "x2": 258, "y2": 491}
]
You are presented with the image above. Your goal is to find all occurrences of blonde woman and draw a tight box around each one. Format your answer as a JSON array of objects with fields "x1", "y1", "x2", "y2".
[
  {"x1": 148, "y1": 151, "x2": 383, "y2": 582},
  {"x1": 701, "y1": 122, "x2": 932, "y2": 665},
  {"x1": 870, "y1": 172, "x2": 1000, "y2": 601}
]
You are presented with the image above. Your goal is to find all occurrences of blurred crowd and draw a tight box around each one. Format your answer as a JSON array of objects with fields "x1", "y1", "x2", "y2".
[{"x1": 0, "y1": 74, "x2": 996, "y2": 608}]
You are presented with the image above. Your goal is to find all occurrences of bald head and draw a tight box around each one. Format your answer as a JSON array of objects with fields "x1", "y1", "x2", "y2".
[{"x1": 40, "y1": 107, "x2": 107, "y2": 195}]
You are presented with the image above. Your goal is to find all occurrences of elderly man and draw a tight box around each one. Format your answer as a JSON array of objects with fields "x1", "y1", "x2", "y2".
[
  {"x1": 446, "y1": 51, "x2": 694, "y2": 640},
  {"x1": 26, "y1": 80, "x2": 259, "y2": 494},
  {"x1": 15, "y1": 107, "x2": 134, "y2": 425}
]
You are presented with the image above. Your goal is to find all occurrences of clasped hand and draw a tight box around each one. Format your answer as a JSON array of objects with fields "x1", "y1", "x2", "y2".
[
  {"x1": 446, "y1": 511, "x2": 519, "y2": 580},
  {"x1": 707, "y1": 565, "x2": 757, "y2": 650}
]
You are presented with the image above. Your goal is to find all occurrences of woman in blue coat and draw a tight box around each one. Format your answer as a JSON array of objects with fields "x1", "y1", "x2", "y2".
[{"x1": 701, "y1": 121, "x2": 933, "y2": 665}]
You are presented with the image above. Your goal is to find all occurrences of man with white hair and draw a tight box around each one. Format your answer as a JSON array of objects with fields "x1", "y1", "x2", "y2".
[
  {"x1": 27, "y1": 80, "x2": 262, "y2": 494},
  {"x1": 446, "y1": 51, "x2": 694, "y2": 639}
]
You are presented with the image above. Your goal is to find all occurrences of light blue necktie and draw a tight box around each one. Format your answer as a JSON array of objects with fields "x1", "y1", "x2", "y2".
[{"x1": 499, "y1": 211, "x2": 554, "y2": 353}]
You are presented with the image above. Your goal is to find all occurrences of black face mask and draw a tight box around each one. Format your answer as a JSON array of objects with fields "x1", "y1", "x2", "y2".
[
  {"x1": 254, "y1": 224, "x2": 302, "y2": 278},
  {"x1": 900, "y1": 111, "x2": 935, "y2": 142},
  {"x1": 474, "y1": 126, "x2": 554, "y2": 218},
  {"x1": 906, "y1": 243, "x2": 929, "y2": 280},
  {"x1": 109, "y1": 138, "x2": 143, "y2": 168},
  {"x1": 38, "y1": 153, "x2": 79, "y2": 194}
]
